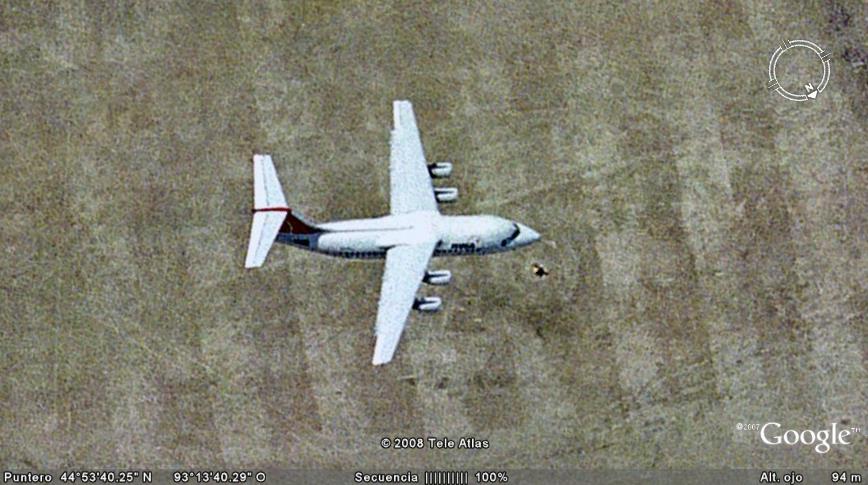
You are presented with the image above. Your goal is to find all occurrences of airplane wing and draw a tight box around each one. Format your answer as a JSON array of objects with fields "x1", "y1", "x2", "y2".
[
  {"x1": 390, "y1": 100, "x2": 438, "y2": 214},
  {"x1": 372, "y1": 241, "x2": 436, "y2": 365}
]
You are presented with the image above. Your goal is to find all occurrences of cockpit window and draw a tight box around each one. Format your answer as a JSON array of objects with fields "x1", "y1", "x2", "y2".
[{"x1": 500, "y1": 224, "x2": 521, "y2": 247}]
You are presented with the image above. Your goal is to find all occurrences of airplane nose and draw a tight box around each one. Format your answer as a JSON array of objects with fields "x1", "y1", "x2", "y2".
[{"x1": 517, "y1": 223, "x2": 540, "y2": 245}]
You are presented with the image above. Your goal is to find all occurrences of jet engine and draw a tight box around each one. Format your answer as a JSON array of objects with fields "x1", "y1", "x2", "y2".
[
  {"x1": 413, "y1": 296, "x2": 442, "y2": 312},
  {"x1": 428, "y1": 162, "x2": 453, "y2": 178},
  {"x1": 423, "y1": 269, "x2": 451, "y2": 285},
  {"x1": 434, "y1": 187, "x2": 458, "y2": 203}
]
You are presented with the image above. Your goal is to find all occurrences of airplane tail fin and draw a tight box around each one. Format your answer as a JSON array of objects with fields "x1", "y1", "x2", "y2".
[
  {"x1": 245, "y1": 154, "x2": 289, "y2": 268},
  {"x1": 245, "y1": 154, "x2": 321, "y2": 269}
]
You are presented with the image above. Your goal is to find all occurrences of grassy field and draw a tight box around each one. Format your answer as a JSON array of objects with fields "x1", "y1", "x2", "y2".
[{"x1": 1, "y1": 0, "x2": 866, "y2": 470}]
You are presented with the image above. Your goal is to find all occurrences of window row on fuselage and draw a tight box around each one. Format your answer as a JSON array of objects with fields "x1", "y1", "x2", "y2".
[
  {"x1": 334, "y1": 250, "x2": 384, "y2": 259},
  {"x1": 436, "y1": 243, "x2": 483, "y2": 256},
  {"x1": 328, "y1": 244, "x2": 487, "y2": 258}
]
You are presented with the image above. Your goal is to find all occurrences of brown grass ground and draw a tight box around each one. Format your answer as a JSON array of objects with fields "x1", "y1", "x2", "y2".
[{"x1": 1, "y1": 0, "x2": 866, "y2": 470}]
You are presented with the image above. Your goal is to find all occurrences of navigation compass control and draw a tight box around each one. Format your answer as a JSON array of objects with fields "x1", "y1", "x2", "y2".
[{"x1": 767, "y1": 39, "x2": 831, "y2": 102}]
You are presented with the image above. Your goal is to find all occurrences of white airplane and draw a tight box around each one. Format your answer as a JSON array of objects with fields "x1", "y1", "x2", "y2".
[{"x1": 245, "y1": 100, "x2": 540, "y2": 365}]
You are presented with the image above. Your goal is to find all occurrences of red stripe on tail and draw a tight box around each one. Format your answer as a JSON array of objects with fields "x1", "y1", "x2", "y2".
[
  {"x1": 252, "y1": 207, "x2": 290, "y2": 213},
  {"x1": 251, "y1": 206, "x2": 318, "y2": 233},
  {"x1": 281, "y1": 211, "x2": 318, "y2": 234}
]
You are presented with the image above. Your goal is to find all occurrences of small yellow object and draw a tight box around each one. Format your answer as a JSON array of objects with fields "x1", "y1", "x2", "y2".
[{"x1": 531, "y1": 263, "x2": 549, "y2": 278}]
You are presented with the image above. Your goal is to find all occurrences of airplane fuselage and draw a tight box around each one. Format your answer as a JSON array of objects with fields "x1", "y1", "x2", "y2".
[{"x1": 276, "y1": 211, "x2": 539, "y2": 259}]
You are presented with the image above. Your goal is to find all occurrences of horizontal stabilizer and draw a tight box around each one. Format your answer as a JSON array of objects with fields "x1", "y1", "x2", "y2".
[
  {"x1": 245, "y1": 154, "x2": 288, "y2": 268},
  {"x1": 245, "y1": 211, "x2": 286, "y2": 268},
  {"x1": 253, "y1": 154, "x2": 287, "y2": 209}
]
